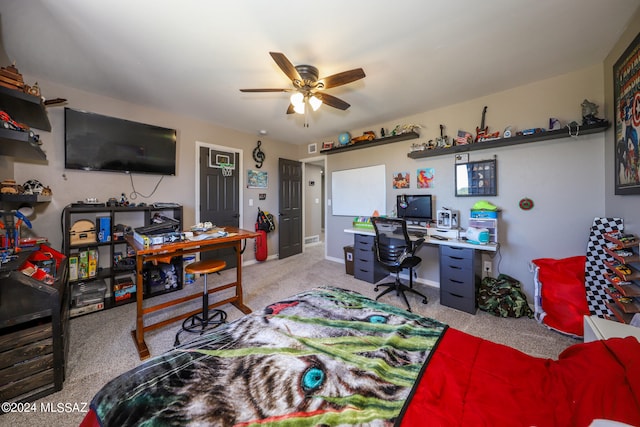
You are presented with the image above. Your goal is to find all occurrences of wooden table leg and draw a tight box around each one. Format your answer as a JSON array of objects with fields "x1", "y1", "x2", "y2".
[
  {"x1": 131, "y1": 254, "x2": 150, "y2": 360},
  {"x1": 231, "y1": 240, "x2": 252, "y2": 314}
]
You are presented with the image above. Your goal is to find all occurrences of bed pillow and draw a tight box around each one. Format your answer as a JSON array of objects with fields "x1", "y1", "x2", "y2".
[{"x1": 532, "y1": 256, "x2": 589, "y2": 337}]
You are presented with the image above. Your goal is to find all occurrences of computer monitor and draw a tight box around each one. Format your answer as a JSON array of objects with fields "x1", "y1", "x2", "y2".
[{"x1": 397, "y1": 194, "x2": 433, "y2": 224}]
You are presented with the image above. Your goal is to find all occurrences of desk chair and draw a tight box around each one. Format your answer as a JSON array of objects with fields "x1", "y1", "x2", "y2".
[
  {"x1": 174, "y1": 258, "x2": 227, "y2": 345},
  {"x1": 371, "y1": 217, "x2": 428, "y2": 312}
]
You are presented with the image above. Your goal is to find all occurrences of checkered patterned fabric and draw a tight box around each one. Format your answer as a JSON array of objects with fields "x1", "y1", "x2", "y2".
[{"x1": 585, "y1": 217, "x2": 623, "y2": 317}]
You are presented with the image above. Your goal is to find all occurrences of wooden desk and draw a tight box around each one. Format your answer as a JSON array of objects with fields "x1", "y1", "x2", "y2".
[{"x1": 126, "y1": 227, "x2": 260, "y2": 360}]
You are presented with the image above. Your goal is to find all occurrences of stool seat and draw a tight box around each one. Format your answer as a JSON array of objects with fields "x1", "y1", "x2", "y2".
[
  {"x1": 174, "y1": 258, "x2": 227, "y2": 346},
  {"x1": 185, "y1": 259, "x2": 226, "y2": 275}
]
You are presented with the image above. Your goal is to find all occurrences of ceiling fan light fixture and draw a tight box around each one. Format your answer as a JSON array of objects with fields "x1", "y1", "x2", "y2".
[
  {"x1": 309, "y1": 95, "x2": 322, "y2": 111},
  {"x1": 290, "y1": 92, "x2": 305, "y2": 114},
  {"x1": 293, "y1": 103, "x2": 305, "y2": 114}
]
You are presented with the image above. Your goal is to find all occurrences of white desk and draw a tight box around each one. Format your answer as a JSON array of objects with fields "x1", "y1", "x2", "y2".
[
  {"x1": 344, "y1": 227, "x2": 498, "y2": 252},
  {"x1": 344, "y1": 227, "x2": 498, "y2": 313}
]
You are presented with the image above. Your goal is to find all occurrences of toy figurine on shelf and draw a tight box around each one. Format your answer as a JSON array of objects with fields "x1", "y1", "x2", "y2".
[
  {"x1": 475, "y1": 106, "x2": 500, "y2": 142},
  {"x1": 581, "y1": 99, "x2": 607, "y2": 125},
  {"x1": 435, "y1": 124, "x2": 451, "y2": 148}
]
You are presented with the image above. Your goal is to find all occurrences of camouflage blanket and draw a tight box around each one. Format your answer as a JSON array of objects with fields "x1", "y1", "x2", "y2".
[{"x1": 85, "y1": 287, "x2": 447, "y2": 426}]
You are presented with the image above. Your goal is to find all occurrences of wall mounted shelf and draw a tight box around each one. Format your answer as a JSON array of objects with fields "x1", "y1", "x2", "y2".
[
  {"x1": 407, "y1": 121, "x2": 610, "y2": 159},
  {"x1": 0, "y1": 128, "x2": 47, "y2": 161},
  {"x1": 0, "y1": 85, "x2": 51, "y2": 162},
  {"x1": 321, "y1": 131, "x2": 420, "y2": 155},
  {"x1": 0, "y1": 85, "x2": 51, "y2": 131}
]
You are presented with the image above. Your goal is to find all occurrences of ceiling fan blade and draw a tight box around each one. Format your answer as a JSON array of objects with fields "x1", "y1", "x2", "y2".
[
  {"x1": 239, "y1": 88, "x2": 291, "y2": 92},
  {"x1": 315, "y1": 92, "x2": 350, "y2": 110},
  {"x1": 319, "y1": 68, "x2": 366, "y2": 89},
  {"x1": 269, "y1": 52, "x2": 301, "y2": 82},
  {"x1": 286, "y1": 104, "x2": 295, "y2": 114}
]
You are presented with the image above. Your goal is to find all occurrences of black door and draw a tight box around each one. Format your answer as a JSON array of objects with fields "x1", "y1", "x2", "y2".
[
  {"x1": 199, "y1": 146, "x2": 240, "y2": 268},
  {"x1": 278, "y1": 158, "x2": 302, "y2": 259}
]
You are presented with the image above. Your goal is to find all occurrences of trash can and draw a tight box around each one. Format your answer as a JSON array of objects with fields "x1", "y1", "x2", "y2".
[{"x1": 344, "y1": 245, "x2": 354, "y2": 275}]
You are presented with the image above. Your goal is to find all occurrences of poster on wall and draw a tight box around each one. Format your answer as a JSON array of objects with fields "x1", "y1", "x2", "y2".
[
  {"x1": 392, "y1": 171, "x2": 410, "y2": 189},
  {"x1": 417, "y1": 168, "x2": 434, "y2": 188},
  {"x1": 247, "y1": 170, "x2": 268, "y2": 188},
  {"x1": 614, "y1": 31, "x2": 640, "y2": 195}
]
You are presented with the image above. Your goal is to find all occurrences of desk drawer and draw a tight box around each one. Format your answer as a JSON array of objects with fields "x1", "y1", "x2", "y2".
[
  {"x1": 354, "y1": 234, "x2": 375, "y2": 248},
  {"x1": 354, "y1": 244, "x2": 376, "y2": 262},
  {"x1": 440, "y1": 291, "x2": 476, "y2": 314},
  {"x1": 354, "y1": 263, "x2": 387, "y2": 284},
  {"x1": 440, "y1": 270, "x2": 475, "y2": 298},
  {"x1": 440, "y1": 245, "x2": 473, "y2": 260}
]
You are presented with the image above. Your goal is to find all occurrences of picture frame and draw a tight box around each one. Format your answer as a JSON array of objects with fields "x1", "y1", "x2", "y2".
[
  {"x1": 455, "y1": 159, "x2": 497, "y2": 197},
  {"x1": 322, "y1": 141, "x2": 334, "y2": 151},
  {"x1": 614, "y1": 31, "x2": 640, "y2": 195},
  {"x1": 247, "y1": 169, "x2": 268, "y2": 189},
  {"x1": 308, "y1": 143, "x2": 317, "y2": 154}
]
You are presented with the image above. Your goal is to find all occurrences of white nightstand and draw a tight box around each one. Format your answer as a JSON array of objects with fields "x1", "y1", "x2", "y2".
[{"x1": 583, "y1": 315, "x2": 640, "y2": 342}]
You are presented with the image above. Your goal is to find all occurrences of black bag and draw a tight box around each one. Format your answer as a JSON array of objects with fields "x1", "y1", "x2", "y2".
[
  {"x1": 256, "y1": 208, "x2": 275, "y2": 233},
  {"x1": 477, "y1": 274, "x2": 533, "y2": 318}
]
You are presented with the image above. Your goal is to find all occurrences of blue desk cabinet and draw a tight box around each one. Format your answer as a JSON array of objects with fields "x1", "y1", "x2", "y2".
[
  {"x1": 439, "y1": 245, "x2": 481, "y2": 314},
  {"x1": 353, "y1": 234, "x2": 388, "y2": 284}
]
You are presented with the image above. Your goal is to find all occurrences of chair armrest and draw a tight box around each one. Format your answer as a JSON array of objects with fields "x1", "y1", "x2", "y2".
[{"x1": 412, "y1": 238, "x2": 425, "y2": 253}]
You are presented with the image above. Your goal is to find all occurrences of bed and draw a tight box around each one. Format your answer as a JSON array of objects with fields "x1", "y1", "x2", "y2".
[{"x1": 80, "y1": 287, "x2": 640, "y2": 427}]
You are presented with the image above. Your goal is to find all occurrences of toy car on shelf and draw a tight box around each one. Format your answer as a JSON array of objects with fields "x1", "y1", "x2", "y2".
[
  {"x1": 351, "y1": 131, "x2": 375, "y2": 143},
  {"x1": 0, "y1": 110, "x2": 28, "y2": 131}
]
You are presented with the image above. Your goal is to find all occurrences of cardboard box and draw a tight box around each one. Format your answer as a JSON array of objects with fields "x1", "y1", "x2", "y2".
[
  {"x1": 97, "y1": 216, "x2": 111, "y2": 242},
  {"x1": 88, "y1": 249, "x2": 98, "y2": 278},
  {"x1": 69, "y1": 254, "x2": 78, "y2": 281},
  {"x1": 79, "y1": 250, "x2": 88, "y2": 279}
]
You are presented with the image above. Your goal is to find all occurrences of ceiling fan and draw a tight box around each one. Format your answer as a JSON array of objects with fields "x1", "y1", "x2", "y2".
[{"x1": 240, "y1": 52, "x2": 365, "y2": 116}]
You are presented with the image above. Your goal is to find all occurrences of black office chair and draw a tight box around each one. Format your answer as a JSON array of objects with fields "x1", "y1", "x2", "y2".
[{"x1": 371, "y1": 217, "x2": 428, "y2": 311}]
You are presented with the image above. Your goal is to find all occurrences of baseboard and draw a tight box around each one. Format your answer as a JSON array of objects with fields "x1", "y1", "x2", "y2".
[{"x1": 243, "y1": 254, "x2": 278, "y2": 266}]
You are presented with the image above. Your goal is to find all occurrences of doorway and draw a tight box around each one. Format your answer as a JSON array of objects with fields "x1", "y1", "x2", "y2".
[
  {"x1": 302, "y1": 159, "x2": 325, "y2": 245},
  {"x1": 196, "y1": 142, "x2": 243, "y2": 268}
]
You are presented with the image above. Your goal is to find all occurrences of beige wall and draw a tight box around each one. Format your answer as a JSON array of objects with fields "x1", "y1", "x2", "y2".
[
  {"x1": 324, "y1": 64, "x2": 607, "y2": 297},
  {"x1": 604, "y1": 7, "x2": 640, "y2": 230},
  {"x1": 12, "y1": 78, "x2": 298, "y2": 262}
]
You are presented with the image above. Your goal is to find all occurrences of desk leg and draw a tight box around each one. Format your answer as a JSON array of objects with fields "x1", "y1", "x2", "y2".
[
  {"x1": 131, "y1": 254, "x2": 150, "y2": 360},
  {"x1": 231, "y1": 240, "x2": 252, "y2": 314}
]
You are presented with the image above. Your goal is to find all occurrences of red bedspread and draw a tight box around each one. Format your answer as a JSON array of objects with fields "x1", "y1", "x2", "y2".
[{"x1": 399, "y1": 328, "x2": 640, "y2": 427}]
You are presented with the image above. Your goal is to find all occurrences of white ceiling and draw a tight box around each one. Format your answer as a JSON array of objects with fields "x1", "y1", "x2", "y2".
[{"x1": 1, "y1": 0, "x2": 638, "y2": 145}]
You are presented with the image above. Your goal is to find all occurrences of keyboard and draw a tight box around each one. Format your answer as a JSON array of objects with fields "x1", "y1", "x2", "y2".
[{"x1": 408, "y1": 228, "x2": 427, "y2": 238}]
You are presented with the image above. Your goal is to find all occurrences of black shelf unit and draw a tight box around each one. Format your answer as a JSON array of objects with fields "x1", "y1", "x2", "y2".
[
  {"x1": 321, "y1": 131, "x2": 420, "y2": 154},
  {"x1": 0, "y1": 85, "x2": 50, "y2": 163},
  {"x1": 62, "y1": 204, "x2": 184, "y2": 316},
  {"x1": 407, "y1": 121, "x2": 610, "y2": 159}
]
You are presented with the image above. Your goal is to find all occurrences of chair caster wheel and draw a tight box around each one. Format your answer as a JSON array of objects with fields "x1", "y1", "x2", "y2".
[
  {"x1": 422, "y1": 298, "x2": 428, "y2": 304},
  {"x1": 374, "y1": 286, "x2": 379, "y2": 292}
]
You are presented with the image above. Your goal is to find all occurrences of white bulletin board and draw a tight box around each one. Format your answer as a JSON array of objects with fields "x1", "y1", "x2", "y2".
[{"x1": 331, "y1": 164, "x2": 386, "y2": 216}]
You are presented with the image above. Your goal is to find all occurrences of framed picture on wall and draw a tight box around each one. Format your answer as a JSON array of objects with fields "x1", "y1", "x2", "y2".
[
  {"x1": 455, "y1": 159, "x2": 497, "y2": 197},
  {"x1": 247, "y1": 169, "x2": 268, "y2": 188},
  {"x1": 614, "y1": 31, "x2": 640, "y2": 195}
]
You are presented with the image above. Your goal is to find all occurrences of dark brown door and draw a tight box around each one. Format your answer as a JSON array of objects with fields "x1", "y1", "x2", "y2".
[
  {"x1": 199, "y1": 146, "x2": 240, "y2": 268},
  {"x1": 278, "y1": 158, "x2": 302, "y2": 259}
]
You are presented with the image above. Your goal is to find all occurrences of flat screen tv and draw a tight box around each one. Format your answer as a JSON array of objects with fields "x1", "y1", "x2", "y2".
[
  {"x1": 397, "y1": 194, "x2": 433, "y2": 223},
  {"x1": 64, "y1": 108, "x2": 177, "y2": 175}
]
